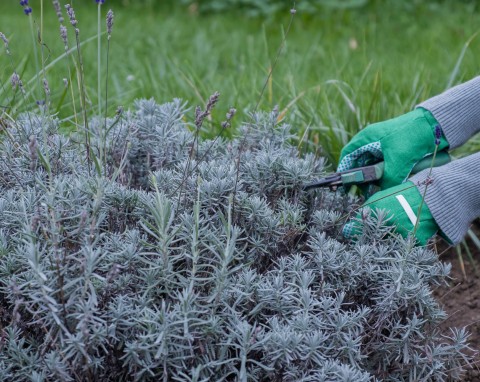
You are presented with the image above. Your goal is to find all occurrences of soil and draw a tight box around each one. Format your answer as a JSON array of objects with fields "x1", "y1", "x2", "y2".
[{"x1": 433, "y1": 236, "x2": 480, "y2": 381}]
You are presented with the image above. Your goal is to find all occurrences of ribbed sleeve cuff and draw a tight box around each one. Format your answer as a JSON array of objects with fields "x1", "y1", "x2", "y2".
[
  {"x1": 410, "y1": 152, "x2": 480, "y2": 244},
  {"x1": 417, "y1": 76, "x2": 480, "y2": 149}
]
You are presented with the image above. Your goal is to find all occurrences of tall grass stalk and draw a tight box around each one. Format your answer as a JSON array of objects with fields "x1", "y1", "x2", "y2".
[
  {"x1": 104, "y1": 9, "x2": 114, "y2": 174},
  {"x1": 66, "y1": 4, "x2": 91, "y2": 173},
  {"x1": 97, "y1": 1, "x2": 102, "y2": 117},
  {"x1": 28, "y1": 12, "x2": 40, "y2": 98}
]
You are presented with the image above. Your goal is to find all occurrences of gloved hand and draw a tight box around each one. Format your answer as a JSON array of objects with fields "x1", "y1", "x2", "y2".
[
  {"x1": 343, "y1": 181, "x2": 439, "y2": 245},
  {"x1": 338, "y1": 108, "x2": 449, "y2": 191}
]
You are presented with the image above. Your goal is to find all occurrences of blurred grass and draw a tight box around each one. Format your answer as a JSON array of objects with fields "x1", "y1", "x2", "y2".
[{"x1": 0, "y1": 1, "x2": 479, "y2": 165}]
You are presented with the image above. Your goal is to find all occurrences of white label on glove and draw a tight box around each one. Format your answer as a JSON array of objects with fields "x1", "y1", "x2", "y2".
[{"x1": 395, "y1": 195, "x2": 417, "y2": 226}]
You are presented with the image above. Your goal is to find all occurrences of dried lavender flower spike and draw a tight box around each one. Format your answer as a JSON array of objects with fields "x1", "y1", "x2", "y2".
[
  {"x1": 206, "y1": 91, "x2": 220, "y2": 113},
  {"x1": 43, "y1": 78, "x2": 50, "y2": 96},
  {"x1": 28, "y1": 135, "x2": 38, "y2": 171},
  {"x1": 194, "y1": 106, "x2": 203, "y2": 129}
]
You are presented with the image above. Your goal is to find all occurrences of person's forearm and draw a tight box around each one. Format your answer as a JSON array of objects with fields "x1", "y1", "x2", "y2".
[
  {"x1": 410, "y1": 152, "x2": 480, "y2": 244},
  {"x1": 417, "y1": 76, "x2": 480, "y2": 148}
]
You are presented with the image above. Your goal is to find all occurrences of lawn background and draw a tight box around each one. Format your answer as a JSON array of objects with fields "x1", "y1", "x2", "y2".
[{"x1": 0, "y1": 0, "x2": 479, "y2": 165}]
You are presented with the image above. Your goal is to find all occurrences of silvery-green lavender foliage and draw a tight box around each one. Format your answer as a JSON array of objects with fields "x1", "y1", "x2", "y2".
[{"x1": 0, "y1": 99, "x2": 471, "y2": 381}]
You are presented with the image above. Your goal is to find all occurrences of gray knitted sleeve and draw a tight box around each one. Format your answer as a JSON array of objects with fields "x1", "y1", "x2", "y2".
[
  {"x1": 417, "y1": 76, "x2": 480, "y2": 148},
  {"x1": 410, "y1": 152, "x2": 480, "y2": 244}
]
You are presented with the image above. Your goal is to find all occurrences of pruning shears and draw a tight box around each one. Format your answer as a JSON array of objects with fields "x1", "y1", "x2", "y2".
[{"x1": 303, "y1": 151, "x2": 450, "y2": 192}]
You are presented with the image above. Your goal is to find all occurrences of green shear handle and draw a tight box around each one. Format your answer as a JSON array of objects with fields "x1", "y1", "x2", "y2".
[{"x1": 304, "y1": 151, "x2": 450, "y2": 192}]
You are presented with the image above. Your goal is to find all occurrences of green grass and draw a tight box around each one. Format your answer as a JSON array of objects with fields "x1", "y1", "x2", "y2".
[{"x1": 1, "y1": 1, "x2": 479, "y2": 165}]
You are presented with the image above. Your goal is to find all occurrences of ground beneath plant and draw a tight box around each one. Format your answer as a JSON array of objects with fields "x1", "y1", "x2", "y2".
[{"x1": 433, "y1": 235, "x2": 480, "y2": 381}]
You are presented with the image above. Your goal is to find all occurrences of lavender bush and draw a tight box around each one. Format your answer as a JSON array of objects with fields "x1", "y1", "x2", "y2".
[{"x1": 0, "y1": 100, "x2": 471, "y2": 381}]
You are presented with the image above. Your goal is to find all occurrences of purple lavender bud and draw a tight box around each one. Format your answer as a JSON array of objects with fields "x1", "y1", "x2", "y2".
[
  {"x1": 11, "y1": 72, "x2": 21, "y2": 89},
  {"x1": 226, "y1": 107, "x2": 236, "y2": 121},
  {"x1": 24, "y1": 7, "x2": 32, "y2": 15},
  {"x1": 434, "y1": 124, "x2": 442, "y2": 146},
  {"x1": 52, "y1": 0, "x2": 64, "y2": 23},
  {"x1": 95, "y1": 0, "x2": 105, "y2": 3},
  {"x1": 106, "y1": 9, "x2": 114, "y2": 38},
  {"x1": 65, "y1": 4, "x2": 78, "y2": 27},
  {"x1": 0, "y1": 32, "x2": 8, "y2": 49},
  {"x1": 221, "y1": 107, "x2": 236, "y2": 129},
  {"x1": 60, "y1": 25, "x2": 68, "y2": 50}
]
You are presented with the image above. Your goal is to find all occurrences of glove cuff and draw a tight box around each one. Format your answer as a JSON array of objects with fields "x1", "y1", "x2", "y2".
[
  {"x1": 410, "y1": 152, "x2": 480, "y2": 245},
  {"x1": 417, "y1": 76, "x2": 480, "y2": 149}
]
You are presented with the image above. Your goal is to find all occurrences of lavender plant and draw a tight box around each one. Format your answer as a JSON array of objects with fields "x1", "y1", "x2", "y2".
[{"x1": 0, "y1": 99, "x2": 472, "y2": 381}]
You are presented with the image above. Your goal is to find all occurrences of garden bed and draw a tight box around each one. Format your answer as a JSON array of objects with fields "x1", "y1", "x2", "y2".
[{"x1": 434, "y1": 236, "x2": 480, "y2": 381}]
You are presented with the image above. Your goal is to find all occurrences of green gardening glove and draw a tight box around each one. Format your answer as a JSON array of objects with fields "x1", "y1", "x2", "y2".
[
  {"x1": 338, "y1": 108, "x2": 449, "y2": 191},
  {"x1": 343, "y1": 181, "x2": 439, "y2": 245}
]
